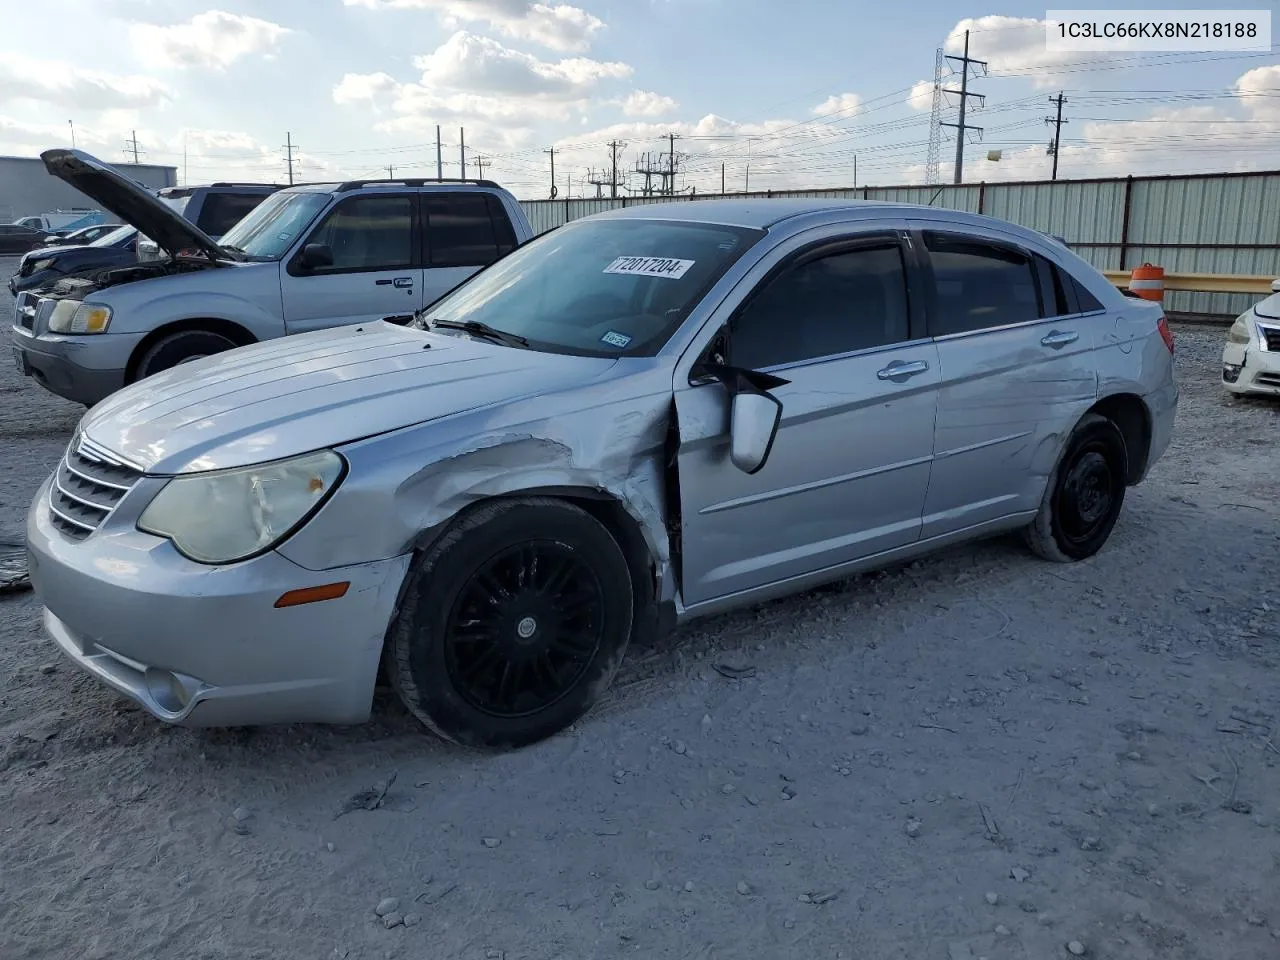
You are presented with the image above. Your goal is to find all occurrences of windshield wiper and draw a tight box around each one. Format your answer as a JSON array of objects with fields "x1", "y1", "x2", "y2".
[{"x1": 429, "y1": 318, "x2": 528, "y2": 348}]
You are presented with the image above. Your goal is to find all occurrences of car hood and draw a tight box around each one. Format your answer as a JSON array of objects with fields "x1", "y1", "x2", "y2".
[
  {"x1": 40, "y1": 148, "x2": 224, "y2": 262},
  {"x1": 80, "y1": 323, "x2": 619, "y2": 475},
  {"x1": 1254, "y1": 292, "x2": 1280, "y2": 320},
  {"x1": 24, "y1": 242, "x2": 95, "y2": 261}
]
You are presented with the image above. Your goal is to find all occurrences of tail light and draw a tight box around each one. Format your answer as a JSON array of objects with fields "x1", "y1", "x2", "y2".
[{"x1": 1157, "y1": 315, "x2": 1175, "y2": 354}]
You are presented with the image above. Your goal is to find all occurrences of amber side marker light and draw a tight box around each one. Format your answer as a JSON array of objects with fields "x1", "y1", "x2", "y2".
[{"x1": 274, "y1": 582, "x2": 351, "y2": 608}]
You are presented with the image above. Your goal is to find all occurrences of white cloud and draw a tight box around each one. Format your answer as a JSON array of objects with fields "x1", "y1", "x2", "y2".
[
  {"x1": 1236, "y1": 65, "x2": 1280, "y2": 119},
  {"x1": 620, "y1": 90, "x2": 678, "y2": 117},
  {"x1": 938, "y1": 16, "x2": 1116, "y2": 89},
  {"x1": 333, "y1": 71, "x2": 400, "y2": 105},
  {"x1": 812, "y1": 92, "x2": 861, "y2": 116},
  {"x1": 131, "y1": 10, "x2": 290, "y2": 70},
  {"x1": 343, "y1": 0, "x2": 604, "y2": 53},
  {"x1": 907, "y1": 80, "x2": 935, "y2": 111},
  {"x1": 0, "y1": 54, "x2": 172, "y2": 111},
  {"x1": 333, "y1": 31, "x2": 633, "y2": 145},
  {"x1": 413, "y1": 31, "x2": 630, "y2": 96}
]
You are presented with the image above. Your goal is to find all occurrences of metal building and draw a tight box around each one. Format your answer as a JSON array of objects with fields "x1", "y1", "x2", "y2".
[{"x1": 0, "y1": 155, "x2": 177, "y2": 225}]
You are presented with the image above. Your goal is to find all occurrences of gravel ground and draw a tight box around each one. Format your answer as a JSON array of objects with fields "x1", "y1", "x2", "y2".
[{"x1": 1, "y1": 256, "x2": 1278, "y2": 960}]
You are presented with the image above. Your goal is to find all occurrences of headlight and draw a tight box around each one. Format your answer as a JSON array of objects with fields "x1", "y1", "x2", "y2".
[
  {"x1": 29, "y1": 258, "x2": 55, "y2": 272},
  {"x1": 47, "y1": 300, "x2": 112, "y2": 334},
  {"x1": 138, "y1": 450, "x2": 345, "y2": 564}
]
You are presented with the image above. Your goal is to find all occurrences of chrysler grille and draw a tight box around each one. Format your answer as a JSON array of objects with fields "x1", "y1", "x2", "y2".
[{"x1": 48, "y1": 440, "x2": 143, "y2": 540}]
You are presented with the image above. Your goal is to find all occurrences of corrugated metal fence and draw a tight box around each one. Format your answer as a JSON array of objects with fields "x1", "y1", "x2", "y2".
[{"x1": 518, "y1": 171, "x2": 1280, "y2": 317}]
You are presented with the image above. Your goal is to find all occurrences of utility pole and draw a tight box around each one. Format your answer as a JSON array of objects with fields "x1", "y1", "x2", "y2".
[
  {"x1": 1046, "y1": 92, "x2": 1068, "y2": 181},
  {"x1": 125, "y1": 130, "x2": 142, "y2": 165},
  {"x1": 68, "y1": 120, "x2": 76, "y2": 149},
  {"x1": 940, "y1": 29, "x2": 987, "y2": 184},
  {"x1": 666, "y1": 133, "x2": 682, "y2": 196},
  {"x1": 459, "y1": 127, "x2": 466, "y2": 178},
  {"x1": 545, "y1": 147, "x2": 558, "y2": 199},
  {"x1": 721, "y1": 162, "x2": 725, "y2": 195},
  {"x1": 387, "y1": 165, "x2": 395, "y2": 178},
  {"x1": 283, "y1": 132, "x2": 297, "y2": 185},
  {"x1": 854, "y1": 153, "x2": 857, "y2": 188},
  {"x1": 436, "y1": 125, "x2": 443, "y2": 181},
  {"x1": 474, "y1": 155, "x2": 489, "y2": 179},
  {"x1": 610, "y1": 140, "x2": 621, "y2": 198}
]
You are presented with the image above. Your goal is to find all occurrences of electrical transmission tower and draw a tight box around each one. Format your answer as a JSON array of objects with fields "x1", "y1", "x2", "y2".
[
  {"x1": 1045, "y1": 92, "x2": 1068, "y2": 181},
  {"x1": 925, "y1": 48, "x2": 945, "y2": 185},
  {"x1": 634, "y1": 139, "x2": 684, "y2": 197},
  {"x1": 939, "y1": 29, "x2": 987, "y2": 184},
  {"x1": 587, "y1": 141, "x2": 628, "y2": 197}
]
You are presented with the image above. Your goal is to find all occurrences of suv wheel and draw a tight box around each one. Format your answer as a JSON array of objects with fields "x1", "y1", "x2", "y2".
[
  {"x1": 1024, "y1": 413, "x2": 1129, "y2": 563},
  {"x1": 387, "y1": 498, "x2": 634, "y2": 749},
  {"x1": 134, "y1": 329, "x2": 238, "y2": 379}
]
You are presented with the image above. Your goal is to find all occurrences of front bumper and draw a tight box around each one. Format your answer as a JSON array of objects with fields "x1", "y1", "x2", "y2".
[
  {"x1": 26, "y1": 474, "x2": 413, "y2": 726},
  {"x1": 1223, "y1": 340, "x2": 1280, "y2": 396},
  {"x1": 10, "y1": 323, "x2": 138, "y2": 406}
]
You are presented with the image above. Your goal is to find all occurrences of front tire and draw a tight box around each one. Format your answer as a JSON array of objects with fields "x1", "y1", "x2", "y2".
[
  {"x1": 134, "y1": 329, "x2": 239, "y2": 380},
  {"x1": 388, "y1": 498, "x2": 634, "y2": 749},
  {"x1": 1024, "y1": 413, "x2": 1129, "y2": 563}
]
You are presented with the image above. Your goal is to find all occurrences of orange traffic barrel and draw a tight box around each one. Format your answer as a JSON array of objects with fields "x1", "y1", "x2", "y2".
[{"x1": 1129, "y1": 263, "x2": 1165, "y2": 302}]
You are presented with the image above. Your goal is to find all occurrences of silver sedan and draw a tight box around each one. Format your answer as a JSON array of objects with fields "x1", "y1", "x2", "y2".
[{"x1": 25, "y1": 199, "x2": 1178, "y2": 748}]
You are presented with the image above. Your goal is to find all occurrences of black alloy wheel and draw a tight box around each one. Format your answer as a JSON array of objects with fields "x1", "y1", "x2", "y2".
[{"x1": 443, "y1": 541, "x2": 606, "y2": 718}]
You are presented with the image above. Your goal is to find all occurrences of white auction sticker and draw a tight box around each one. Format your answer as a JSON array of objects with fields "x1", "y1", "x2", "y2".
[
  {"x1": 1046, "y1": 10, "x2": 1270, "y2": 52},
  {"x1": 603, "y1": 256, "x2": 695, "y2": 280}
]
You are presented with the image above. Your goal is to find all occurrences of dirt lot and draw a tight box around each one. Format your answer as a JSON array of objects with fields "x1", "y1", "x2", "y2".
[{"x1": 1, "y1": 258, "x2": 1278, "y2": 960}]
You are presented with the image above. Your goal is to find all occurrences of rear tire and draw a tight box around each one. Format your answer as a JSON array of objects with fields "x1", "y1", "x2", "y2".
[
  {"x1": 134, "y1": 329, "x2": 239, "y2": 380},
  {"x1": 1024, "y1": 413, "x2": 1129, "y2": 563},
  {"x1": 388, "y1": 498, "x2": 634, "y2": 749}
]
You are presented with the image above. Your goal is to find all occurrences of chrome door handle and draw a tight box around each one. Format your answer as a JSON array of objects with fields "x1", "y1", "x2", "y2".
[
  {"x1": 375, "y1": 277, "x2": 415, "y2": 288},
  {"x1": 877, "y1": 359, "x2": 930, "y2": 381},
  {"x1": 1041, "y1": 330, "x2": 1079, "y2": 348}
]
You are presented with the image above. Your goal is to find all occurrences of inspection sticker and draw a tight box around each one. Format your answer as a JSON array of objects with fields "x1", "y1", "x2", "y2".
[
  {"x1": 603, "y1": 256, "x2": 695, "y2": 280},
  {"x1": 600, "y1": 331, "x2": 633, "y2": 348}
]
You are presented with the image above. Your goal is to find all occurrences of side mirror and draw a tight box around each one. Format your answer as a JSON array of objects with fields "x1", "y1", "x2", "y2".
[
  {"x1": 696, "y1": 360, "x2": 790, "y2": 475},
  {"x1": 729, "y1": 390, "x2": 783, "y2": 474},
  {"x1": 1271, "y1": 278, "x2": 1280, "y2": 293},
  {"x1": 298, "y1": 243, "x2": 334, "y2": 271}
]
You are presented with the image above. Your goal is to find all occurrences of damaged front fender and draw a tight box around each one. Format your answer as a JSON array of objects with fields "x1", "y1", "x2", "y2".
[{"x1": 274, "y1": 386, "x2": 676, "y2": 606}]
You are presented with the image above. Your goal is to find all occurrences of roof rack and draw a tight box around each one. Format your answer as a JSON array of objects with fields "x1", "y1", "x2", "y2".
[{"x1": 334, "y1": 177, "x2": 501, "y2": 192}]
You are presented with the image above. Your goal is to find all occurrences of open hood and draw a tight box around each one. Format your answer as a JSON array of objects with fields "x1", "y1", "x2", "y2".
[{"x1": 40, "y1": 148, "x2": 225, "y2": 262}]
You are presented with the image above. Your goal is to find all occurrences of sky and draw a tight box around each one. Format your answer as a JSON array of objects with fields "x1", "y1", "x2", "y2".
[{"x1": 2, "y1": 0, "x2": 1278, "y2": 198}]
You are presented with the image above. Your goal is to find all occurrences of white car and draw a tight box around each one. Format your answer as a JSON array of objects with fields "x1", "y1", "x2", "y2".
[{"x1": 1222, "y1": 279, "x2": 1280, "y2": 397}]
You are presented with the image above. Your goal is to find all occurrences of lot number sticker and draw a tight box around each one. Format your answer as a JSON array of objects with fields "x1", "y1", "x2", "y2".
[{"x1": 603, "y1": 256, "x2": 695, "y2": 280}]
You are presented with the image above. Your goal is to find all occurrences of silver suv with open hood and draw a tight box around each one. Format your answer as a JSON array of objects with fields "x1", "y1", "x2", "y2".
[{"x1": 10, "y1": 148, "x2": 534, "y2": 406}]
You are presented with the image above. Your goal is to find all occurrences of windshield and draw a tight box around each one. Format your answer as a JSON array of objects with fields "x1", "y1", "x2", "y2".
[
  {"x1": 218, "y1": 191, "x2": 331, "y2": 260},
  {"x1": 91, "y1": 225, "x2": 135, "y2": 247},
  {"x1": 161, "y1": 195, "x2": 190, "y2": 216},
  {"x1": 421, "y1": 218, "x2": 765, "y2": 356}
]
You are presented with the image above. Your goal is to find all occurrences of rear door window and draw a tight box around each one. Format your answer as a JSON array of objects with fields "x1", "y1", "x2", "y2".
[
  {"x1": 924, "y1": 232, "x2": 1040, "y2": 336},
  {"x1": 424, "y1": 193, "x2": 503, "y2": 267}
]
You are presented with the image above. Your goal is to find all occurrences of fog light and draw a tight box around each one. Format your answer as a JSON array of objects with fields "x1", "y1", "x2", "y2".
[
  {"x1": 1222, "y1": 363, "x2": 1243, "y2": 384},
  {"x1": 144, "y1": 667, "x2": 191, "y2": 713}
]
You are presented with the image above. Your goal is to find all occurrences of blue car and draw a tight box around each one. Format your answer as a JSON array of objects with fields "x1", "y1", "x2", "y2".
[{"x1": 8, "y1": 224, "x2": 139, "y2": 295}]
